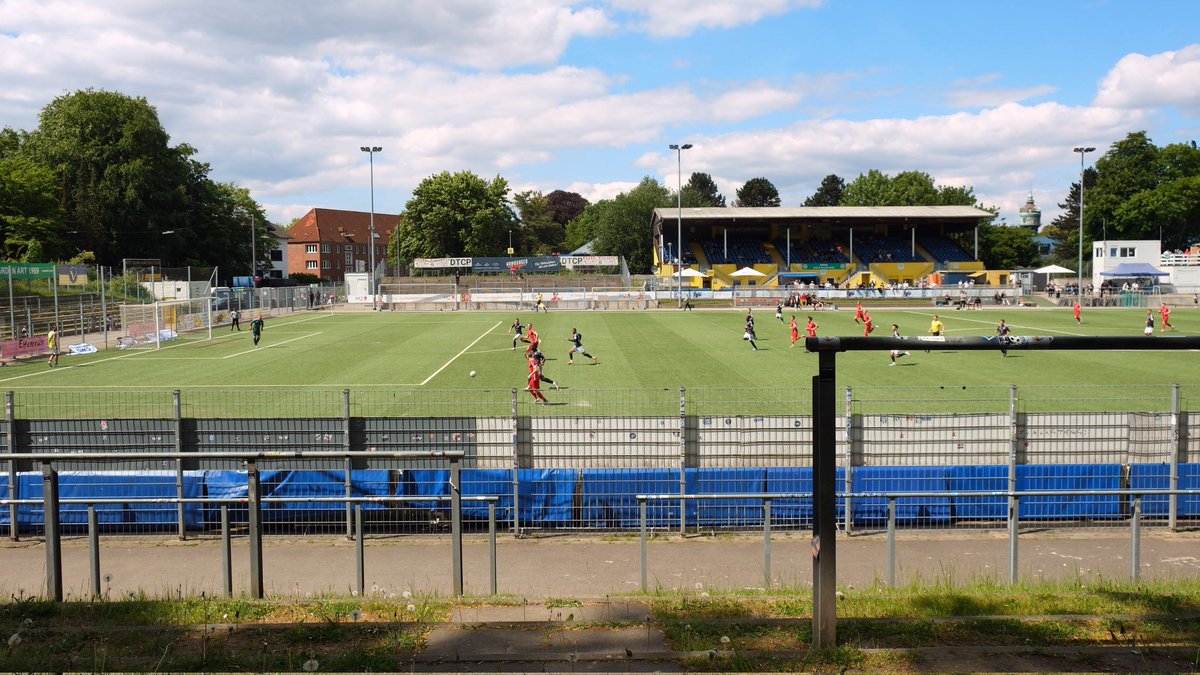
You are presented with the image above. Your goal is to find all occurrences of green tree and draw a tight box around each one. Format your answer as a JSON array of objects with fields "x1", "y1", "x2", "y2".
[
  {"x1": 545, "y1": 190, "x2": 589, "y2": 226},
  {"x1": 513, "y1": 190, "x2": 564, "y2": 254},
  {"x1": 591, "y1": 176, "x2": 672, "y2": 272},
  {"x1": 395, "y1": 171, "x2": 515, "y2": 262},
  {"x1": 1041, "y1": 167, "x2": 1097, "y2": 267},
  {"x1": 563, "y1": 199, "x2": 610, "y2": 253},
  {"x1": 0, "y1": 153, "x2": 61, "y2": 261},
  {"x1": 734, "y1": 177, "x2": 781, "y2": 207},
  {"x1": 842, "y1": 170, "x2": 974, "y2": 207},
  {"x1": 803, "y1": 174, "x2": 845, "y2": 206},
  {"x1": 973, "y1": 222, "x2": 1040, "y2": 270},
  {"x1": 20, "y1": 89, "x2": 195, "y2": 266},
  {"x1": 684, "y1": 172, "x2": 725, "y2": 207}
]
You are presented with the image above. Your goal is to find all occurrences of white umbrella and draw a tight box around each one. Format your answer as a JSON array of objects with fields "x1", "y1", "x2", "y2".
[
  {"x1": 675, "y1": 268, "x2": 705, "y2": 278},
  {"x1": 729, "y1": 267, "x2": 766, "y2": 278},
  {"x1": 1034, "y1": 264, "x2": 1074, "y2": 274}
]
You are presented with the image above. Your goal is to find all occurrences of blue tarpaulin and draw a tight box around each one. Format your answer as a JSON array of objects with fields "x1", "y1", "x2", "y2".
[
  {"x1": 1129, "y1": 463, "x2": 1200, "y2": 518},
  {"x1": 851, "y1": 466, "x2": 952, "y2": 524}
]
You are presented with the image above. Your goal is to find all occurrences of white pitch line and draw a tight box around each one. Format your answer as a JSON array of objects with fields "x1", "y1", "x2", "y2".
[
  {"x1": 222, "y1": 332, "x2": 322, "y2": 358},
  {"x1": 421, "y1": 321, "x2": 501, "y2": 385},
  {"x1": 900, "y1": 311, "x2": 1087, "y2": 336}
]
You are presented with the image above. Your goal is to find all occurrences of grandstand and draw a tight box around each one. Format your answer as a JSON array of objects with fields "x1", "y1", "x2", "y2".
[{"x1": 652, "y1": 205, "x2": 994, "y2": 288}]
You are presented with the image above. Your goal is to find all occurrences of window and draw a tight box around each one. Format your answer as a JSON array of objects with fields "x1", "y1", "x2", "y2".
[
  {"x1": 270, "y1": 250, "x2": 283, "y2": 262},
  {"x1": 306, "y1": 260, "x2": 318, "y2": 270},
  {"x1": 321, "y1": 244, "x2": 331, "y2": 253},
  {"x1": 322, "y1": 260, "x2": 331, "y2": 269},
  {"x1": 345, "y1": 249, "x2": 353, "y2": 268},
  {"x1": 1110, "y1": 247, "x2": 1117, "y2": 257},
  {"x1": 305, "y1": 244, "x2": 317, "y2": 254},
  {"x1": 1095, "y1": 247, "x2": 1103, "y2": 258},
  {"x1": 1120, "y1": 247, "x2": 1136, "y2": 257}
]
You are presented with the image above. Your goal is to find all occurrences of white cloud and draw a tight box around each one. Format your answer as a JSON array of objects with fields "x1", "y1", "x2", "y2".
[
  {"x1": 944, "y1": 84, "x2": 1058, "y2": 110},
  {"x1": 611, "y1": 0, "x2": 824, "y2": 38},
  {"x1": 1095, "y1": 44, "x2": 1200, "y2": 115}
]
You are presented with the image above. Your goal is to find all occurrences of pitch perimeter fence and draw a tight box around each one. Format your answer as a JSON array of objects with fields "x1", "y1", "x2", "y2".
[{"x1": 2, "y1": 384, "x2": 1199, "y2": 541}]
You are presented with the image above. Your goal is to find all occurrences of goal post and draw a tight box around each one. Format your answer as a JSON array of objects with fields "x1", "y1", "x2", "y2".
[
  {"x1": 118, "y1": 298, "x2": 213, "y2": 349},
  {"x1": 464, "y1": 287, "x2": 526, "y2": 311},
  {"x1": 588, "y1": 287, "x2": 652, "y2": 310},
  {"x1": 377, "y1": 283, "x2": 457, "y2": 311}
]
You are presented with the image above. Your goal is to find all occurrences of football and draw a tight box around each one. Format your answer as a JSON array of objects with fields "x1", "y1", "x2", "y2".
[{"x1": 469, "y1": 370, "x2": 477, "y2": 378}]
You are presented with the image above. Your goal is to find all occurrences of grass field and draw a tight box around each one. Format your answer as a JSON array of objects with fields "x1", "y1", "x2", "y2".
[{"x1": 2, "y1": 305, "x2": 1198, "y2": 416}]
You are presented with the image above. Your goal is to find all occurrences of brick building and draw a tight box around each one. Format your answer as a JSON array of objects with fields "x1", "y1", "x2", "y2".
[{"x1": 286, "y1": 208, "x2": 401, "y2": 282}]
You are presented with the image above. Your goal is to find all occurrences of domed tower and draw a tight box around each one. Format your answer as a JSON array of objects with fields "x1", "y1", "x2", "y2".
[{"x1": 1018, "y1": 191, "x2": 1041, "y2": 231}]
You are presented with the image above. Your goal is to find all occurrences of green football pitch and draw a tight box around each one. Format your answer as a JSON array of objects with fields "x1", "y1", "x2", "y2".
[{"x1": 2, "y1": 306, "x2": 1197, "y2": 417}]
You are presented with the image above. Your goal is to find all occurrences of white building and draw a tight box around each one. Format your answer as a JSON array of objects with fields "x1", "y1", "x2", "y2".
[{"x1": 1092, "y1": 239, "x2": 1166, "y2": 289}]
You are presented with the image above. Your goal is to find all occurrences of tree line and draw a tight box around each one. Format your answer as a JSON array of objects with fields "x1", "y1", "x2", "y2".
[{"x1": 3, "y1": 90, "x2": 1196, "y2": 276}]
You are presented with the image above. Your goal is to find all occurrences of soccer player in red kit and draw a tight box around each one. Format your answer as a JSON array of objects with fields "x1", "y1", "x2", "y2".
[
  {"x1": 789, "y1": 316, "x2": 799, "y2": 348},
  {"x1": 525, "y1": 353, "x2": 549, "y2": 403},
  {"x1": 853, "y1": 302, "x2": 864, "y2": 325},
  {"x1": 1160, "y1": 303, "x2": 1174, "y2": 332},
  {"x1": 806, "y1": 316, "x2": 819, "y2": 337},
  {"x1": 525, "y1": 323, "x2": 540, "y2": 355},
  {"x1": 1073, "y1": 301, "x2": 1081, "y2": 324},
  {"x1": 862, "y1": 309, "x2": 875, "y2": 336}
]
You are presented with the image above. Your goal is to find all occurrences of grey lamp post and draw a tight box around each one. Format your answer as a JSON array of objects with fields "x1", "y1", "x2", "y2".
[
  {"x1": 1073, "y1": 146, "x2": 1095, "y2": 296},
  {"x1": 669, "y1": 143, "x2": 692, "y2": 308},
  {"x1": 361, "y1": 146, "x2": 382, "y2": 309}
]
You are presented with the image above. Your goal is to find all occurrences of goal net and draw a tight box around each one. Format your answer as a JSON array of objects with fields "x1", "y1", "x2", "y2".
[
  {"x1": 465, "y1": 287, "x2": 526, "y2": 311},
  {"x1": 530, "y1": 287, "x2": 587, "y2": 310},
  {"x1": 118, "y1": 298, "x2": 213, "y2": 350},
  {"x1": 377, "y1": 283, "x2": 457, "y2": 311}
]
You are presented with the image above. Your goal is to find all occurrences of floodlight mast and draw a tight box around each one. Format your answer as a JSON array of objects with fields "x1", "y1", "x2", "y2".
[
  {"x1": 1073, "y1": 147, "x2": 1095, "y2": 297},
  {"x1": 360, "y1": 146, "x2": 382, "y2": 309},
  {"x1": 668, "y1": 143, "x2": 692, "y2": 307}
]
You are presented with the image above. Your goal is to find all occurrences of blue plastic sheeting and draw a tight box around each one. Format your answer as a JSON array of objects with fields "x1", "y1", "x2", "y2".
[
  {"x1": 1017, "y1": 464, "x2": 1122, "y2": 519},
  {"x1": 765, "y1": 467, "x2": 846, "y2": 524},
  {"x1": 1129, "y1": 463, "x2": 1200, "y2": 518},
  {"x1": 686, "y1": 468, "x2": 766, "y2": 526},
  {"x1": 851, "y1": 466, "x2": 951, "y2": 525},
  {"x1": 204, "y1": 470, "x2": 392, "y2": 524},
  {"x1": 947, "y1": 465, "x2": 1008, "y2": 521},
  {"x1": 0, "y1": 471, "x2": 204, "y2": 530},
  {"x1": 581, "y1": 468, "x2": 682, "y2": 528},
  {"x1": 399, "y1": 469, "x2": 578, "y2": 523}
]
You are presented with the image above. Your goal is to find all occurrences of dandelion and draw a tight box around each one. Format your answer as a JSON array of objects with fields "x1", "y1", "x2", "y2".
[
  {"x1": 406, "y1": 603, "x2": 416, "y2": 613},
  {"x1": 719, "y1": 635, "x2": 730, "y2": 646},
  {"x1": 350, "y1": 609, "x2": 362, "y2": 622},
  {"x1": 699, "y1": 591, "x2": 709, "y2": 598},
  {"x1": 302, "y1": 657, "x2": 319, "y2": 672},
  {"x1": 8, "y1": 633, "x2": 21, "y2": 648},
  {"x1": 402, "y1": 590, "x2": 412, "y2": 599}
]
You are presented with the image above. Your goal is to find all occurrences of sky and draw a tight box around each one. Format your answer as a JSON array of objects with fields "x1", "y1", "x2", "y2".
[{"x1": 3, "y1": 0, "x2": 1200, "y2": 230}]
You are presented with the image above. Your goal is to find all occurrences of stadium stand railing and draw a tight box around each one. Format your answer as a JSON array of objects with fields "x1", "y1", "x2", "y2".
[{"x1": 2, "y1": 384, "x2": 1198, "y2": 541}]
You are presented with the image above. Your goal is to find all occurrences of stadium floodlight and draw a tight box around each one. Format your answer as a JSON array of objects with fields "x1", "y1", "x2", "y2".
[
  {"x1": 361, "y1": 146, "x2": 382, "y2": 310},
  {"x1": 668, "y1": 143, "x2": 692, "y2": 307},
  {"x1": 1073, "y1": 147, "x2": 1095, "y2": 297}
]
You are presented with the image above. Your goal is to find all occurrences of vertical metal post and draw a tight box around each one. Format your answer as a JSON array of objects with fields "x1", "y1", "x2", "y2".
[
  {"x1": 843, "y1": 386, "x2": 854, "y2": 533},
  {"x1": 6, "y1": 391, "x2": 17, "y2": 541},
  {"x1": 511, "y1": 388, "x2": 520, "y2": 535},
  {"x1": 763, "y1": 498, "x2": 772, "y2": 589},
  {"x1": 1130, "y1": 496, "x2": 1142, "y2": 583},
  {"x1": 488, "y1": 502, "x2": 497, "y2": 596},
  {"x1": 1169, "y1": 384, "x2": 1181, "y2": 531},
  {"x1": 41, "y1": 462, "x2": 62, "y2": 601},
  {"x1": 355, "y1": 504, "x2": 365, "y2": 597},
  {"x1": 221, "y1": 505, "x2": 232, "y2": 597},
  {"x1": 639, "y1": 498, "x2": 648, "y2": 592},
  {"x1": 343, "y1": 389, "x2": 353, "y2": 539},
  {"x1": 1008, "y1": 496, "x2": 1019, "y2": 584},
  {"x1": 450, "y1": 458, "x2": 463, "y2": 596},
  {"x1": 173, "y1": 390, "x2": 185, "y2": 539},
  {"x1": 88, "y1": 505, "x2": 100, "y2": 599},
  {"x1": 679, "y1": 386, "x2": 687, "y2": 535},
  {"x1": 246, "y1": 460, "x2": 263, "y2": 599},
  {"x1": 887, "y1": 497, "x2": 896, "y2": 587},
  {"x1": 812, "y1": 350, "x2": 838, "y2": 648},
  {"x1": 1008, "y1": 385, "x2": 1019, "y2": 584}
]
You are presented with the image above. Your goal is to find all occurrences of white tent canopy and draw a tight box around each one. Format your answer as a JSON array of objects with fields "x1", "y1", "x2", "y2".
[
  {"x1": 1034, "y1": 264, "x2": 1074, "y2": 274},
  {"x1": 674, "y1": 268, "x2": 705, "y2": 278},
  {"x1": 730, "y1": 267, "x2": 766, "y2": 277}
]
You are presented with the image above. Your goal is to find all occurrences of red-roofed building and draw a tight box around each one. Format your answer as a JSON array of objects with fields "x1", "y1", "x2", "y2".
[{"x1": 286, "y1": 208, "x2": 401, "y2": 282}]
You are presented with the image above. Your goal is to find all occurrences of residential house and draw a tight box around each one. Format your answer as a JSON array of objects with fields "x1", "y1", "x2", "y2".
[{"x1": 286, "y1": 208, "x2": 401, "y2": 282}]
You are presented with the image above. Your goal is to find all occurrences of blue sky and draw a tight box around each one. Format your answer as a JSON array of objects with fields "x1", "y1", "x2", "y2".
[{"x1": 3, "y1": 0, "x2": 1199, "y2": 228}]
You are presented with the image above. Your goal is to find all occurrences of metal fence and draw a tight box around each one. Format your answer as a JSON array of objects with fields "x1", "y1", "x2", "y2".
[{"x1": 2, "y1": 385, "x2": 1198, "y2": 540}]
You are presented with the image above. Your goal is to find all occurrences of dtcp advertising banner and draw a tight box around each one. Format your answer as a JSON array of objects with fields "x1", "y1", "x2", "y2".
[{"x1": 415, "y1": 256, "x2": 616, "y2": 271}]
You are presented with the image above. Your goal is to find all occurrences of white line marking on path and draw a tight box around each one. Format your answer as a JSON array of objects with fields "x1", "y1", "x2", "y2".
[
  {"x1": 223, "y1": 332, "x2": 321, "y2": 358},
  {"x1": 421, "y1": 321, "x2": 501, "y2": 385}
]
